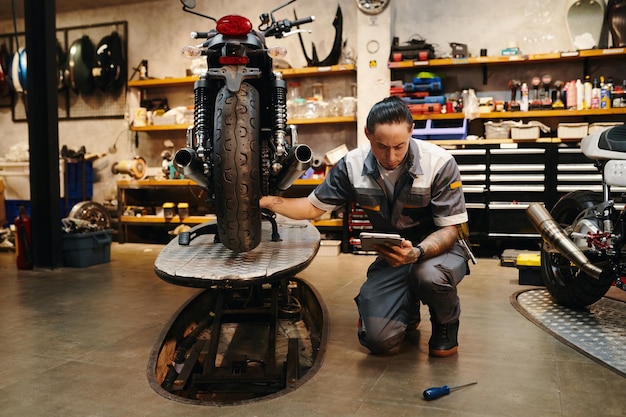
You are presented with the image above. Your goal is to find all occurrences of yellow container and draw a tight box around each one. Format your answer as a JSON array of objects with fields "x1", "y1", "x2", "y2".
[
  {"x1": 177, "y1": 202, "x2": 189, "y2": 219},
  {"x1": 516, "y1": 252, "x2": 542, "y2": 285},
  {"x1": 162, "y1": 202, "x2": 175, "y2": 219},
  {"x1": 516, "y1": 253, "x2": 540, "y2": 267}
]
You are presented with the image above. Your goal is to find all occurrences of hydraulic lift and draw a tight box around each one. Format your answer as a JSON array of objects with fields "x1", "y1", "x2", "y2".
[{"x1": 148, "y1": 218, "x2": 327, "y2": 405}]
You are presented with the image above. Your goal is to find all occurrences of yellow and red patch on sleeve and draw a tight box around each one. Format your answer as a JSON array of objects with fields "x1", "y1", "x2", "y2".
[{"x1": 449, "y1": 180, "x2": 462, "y2": 190}]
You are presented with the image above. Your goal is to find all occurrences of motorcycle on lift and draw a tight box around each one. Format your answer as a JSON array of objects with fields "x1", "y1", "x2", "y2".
[
  {"x1": 526, "y1": 125, "x2": 626, "y2": 308},
  {"x1": 175, "y1": 0, "x2": 315, "y2": 252}
]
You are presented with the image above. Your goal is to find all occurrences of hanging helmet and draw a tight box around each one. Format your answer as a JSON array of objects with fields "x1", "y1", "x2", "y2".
[
  {"x1": 9, "y1": 47, "x2": 27, "y2": 93},
  {"x1": 94, "y1": 31, "x2": 125, "y2": 92},
  {"x1": 65, "y1": 35, "x2": 96, "y2": 95}
]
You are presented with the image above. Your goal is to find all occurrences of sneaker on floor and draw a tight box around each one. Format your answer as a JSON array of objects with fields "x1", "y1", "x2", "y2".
[{"x1": 428, "y1": 320, "x2": 459, "y2": 357}]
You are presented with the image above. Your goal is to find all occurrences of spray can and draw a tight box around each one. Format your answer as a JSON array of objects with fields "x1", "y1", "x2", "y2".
[
  {"x1": 601, "y1": 76, "x2": 611, "y2": 109},
  {"x1": 14, "y1": 205, "x2": 33, "y2": 270}
]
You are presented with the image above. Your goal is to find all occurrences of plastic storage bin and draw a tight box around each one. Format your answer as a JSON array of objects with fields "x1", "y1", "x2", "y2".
[
  {"x1": 318, "y1": 240, "x2": 341, "y2": 256},
  {"x1": 484, "y1": 122, "x2": 512, "y2": 139},
  {"x1": 412, "y1": 119, "x2": 467, "y2": 140},
  {"x1": 557, "y1": 123, "x2": 588, "y2": 139},
  {"x1": 588, "y1": 122, "x2": 623, "y2": 134},
  {"x1": 61, "y1": 230, "x2": 112, "y2": 267},
  {"x1": 510, "y1": 125, "x2": 540, "y2": 140}
]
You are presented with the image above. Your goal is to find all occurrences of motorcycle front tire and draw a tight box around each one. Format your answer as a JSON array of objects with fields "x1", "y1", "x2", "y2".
[
  {"x1": 541, "y1": 190, "x2": 614, "y2": 308},
  {"x1": 214, "y1": 82, "x2": 262, "y2": 252}
]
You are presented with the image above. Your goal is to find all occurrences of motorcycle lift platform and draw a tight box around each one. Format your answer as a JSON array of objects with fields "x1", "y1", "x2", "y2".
[{"x1": 148, "y1": 218, "x2": 328, "y2": 405}]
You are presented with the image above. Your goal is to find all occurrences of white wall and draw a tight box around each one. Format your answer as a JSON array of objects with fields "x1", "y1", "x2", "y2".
[{"x1": 0, "y1": 0, "x2": 604, "y2": 203}]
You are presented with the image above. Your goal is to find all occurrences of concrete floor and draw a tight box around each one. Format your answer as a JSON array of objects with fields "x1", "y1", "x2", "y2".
[{"x1": 1, "y1": 243, "x2": 625, "y2": 417}]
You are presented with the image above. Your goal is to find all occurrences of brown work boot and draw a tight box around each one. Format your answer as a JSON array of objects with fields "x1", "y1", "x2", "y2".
[{"x1": 428, "y1": 320, "x2": 459, "y2": 357}]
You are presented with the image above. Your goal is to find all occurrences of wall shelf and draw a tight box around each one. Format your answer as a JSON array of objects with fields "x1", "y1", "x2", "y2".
[
  {"x1": 128, "y1": 76, "x2": 197, "y2": 88},
  {"x1": 411, "y1": 107, "x2": 626, "y2": 121},
  {"x1": 126, "y1": 64, "x2": 357, "y2": 89},
  {"x1": 120, "y1": 214, "x2": 215, "y2": 224},
  {"x1": 116, "y1": 179, "x2": 212, "y2": 243},
  {"x1": 388, "y1": 48, "x2": 626, "y2": 70}
]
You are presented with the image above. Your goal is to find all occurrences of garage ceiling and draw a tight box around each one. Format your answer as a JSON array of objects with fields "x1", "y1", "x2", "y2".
[{"x1": 1, "y1": 0, "x2": 154, "y2": 22}]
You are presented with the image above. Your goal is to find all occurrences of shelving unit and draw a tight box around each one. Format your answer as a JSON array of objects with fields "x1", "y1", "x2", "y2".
[
  {"x1": 388, "y1": 48, "x2": 626, "y2": 70},
  {"x1": 127, "y1": 64, "x2": 357, "y2": 132},
  {"x1": 389, "y1": 47, "x2": 626, "y2": 137},
  {"x1": 116, "y1": 179, "x2": 214, "y2": 243},
  {"x1": 410, "y1": 107, "x2": 626, "y2": 121}
]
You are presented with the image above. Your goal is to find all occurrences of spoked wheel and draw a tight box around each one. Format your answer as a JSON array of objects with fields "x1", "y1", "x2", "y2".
[
  {"x1": 213, "y1": 82, "x2": 262, "y2": 252},
  {"x1": 541, "y1": 191, "x2": 614, "y2": 308}
]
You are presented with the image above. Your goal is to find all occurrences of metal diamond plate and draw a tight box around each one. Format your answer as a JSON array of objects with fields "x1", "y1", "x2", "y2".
[
  {"x1": 516, "y1": 288, "x2": 626, "y2": 377},
  {"x1": 154, "y1": 220, "x2": 320, "y2": 287}
]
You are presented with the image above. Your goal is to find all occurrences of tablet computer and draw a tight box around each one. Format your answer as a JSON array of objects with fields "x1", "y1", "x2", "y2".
[{"x1": 359, "y1": 232, "x2": 404, "y2": 251}]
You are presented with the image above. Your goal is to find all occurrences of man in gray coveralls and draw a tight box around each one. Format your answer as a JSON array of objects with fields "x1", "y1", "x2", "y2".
[{"x1": 261, "y1": 96, "x2": 470, "y2": 357}]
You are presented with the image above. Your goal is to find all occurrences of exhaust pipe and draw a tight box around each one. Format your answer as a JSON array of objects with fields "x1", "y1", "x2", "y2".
[
  {"x1": 526, "y1": 203, "x2": 603, "y2": 279},
  {"x1": 275, "y1": 144, "x2": 314, "y2": 191},
  {"x1": 174, "y1": 147, "x2": 209, "y2": 189}
]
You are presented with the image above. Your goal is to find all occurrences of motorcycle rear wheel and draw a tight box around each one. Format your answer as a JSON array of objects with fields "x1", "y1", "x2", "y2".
[
  {"x1": 214, "y1": 83, "x2": 262, "y2": 252},
  {"x1": 541, "y1": 190, "x2": 613, "y2": 308}
]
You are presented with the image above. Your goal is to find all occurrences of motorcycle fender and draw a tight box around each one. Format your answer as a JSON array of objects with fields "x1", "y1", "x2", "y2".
[{"x1": 207, "y1": 66, "x2": 261, "y2": 93}]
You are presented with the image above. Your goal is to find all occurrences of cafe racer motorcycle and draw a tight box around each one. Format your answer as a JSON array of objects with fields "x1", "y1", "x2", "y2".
[
  {"x1": 526, "y1": 125, "x2": 626, "y2": 308},
  {"x1": 174, "y1": 0, "x2": 314, "y2": 252}
]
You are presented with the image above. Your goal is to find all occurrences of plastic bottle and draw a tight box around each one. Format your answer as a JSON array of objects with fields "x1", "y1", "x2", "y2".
[
  {"x1": 566, "y1": 81, "x2": 576, "y2": 109},
  {"x1": 576, "y1": 79, "x2": 584, "y2": 110},
  {"x1": 520, "y1": 82, "x2": 529, "y2": 111},
  {"x1": 591, "y1": 78, "x2": 600, "y2": 109},
  {"x1": 601, "y1": 76, "x2": 611, "y2": 109},
  {"x1": 583, "y1": 75, "x2": 592, "y2": 109}
]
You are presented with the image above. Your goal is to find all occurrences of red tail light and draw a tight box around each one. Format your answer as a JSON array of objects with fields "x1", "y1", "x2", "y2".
[
  {"x1": 216, "y1": 15, "x2": 253, "y2": 37},
  {"x1": 218, "y1": 56, "x2": 250, "y2": 65}
]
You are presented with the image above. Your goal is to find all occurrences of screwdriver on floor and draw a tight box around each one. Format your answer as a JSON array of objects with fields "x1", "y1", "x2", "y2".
[{"x1": 423, "y1": 382, "x2": 477, "y2": 400}]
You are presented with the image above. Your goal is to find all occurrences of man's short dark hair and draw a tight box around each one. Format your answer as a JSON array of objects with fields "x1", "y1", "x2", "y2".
[{"x1": 366, "y1": 96, "x2": 414, "y2": 134}]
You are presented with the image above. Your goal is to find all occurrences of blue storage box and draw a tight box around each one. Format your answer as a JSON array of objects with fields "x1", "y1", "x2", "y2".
[
  {"x1": 61, "y1": 230, "x2": 112, "y2": 267},
  {"x1": 5, "y1": 200, "x2": 31, "y2": 225},
  {"x1": 412, "y1": 77, "x2": 442, "y2": 91},
  {"x1": 412, "y1": 119, "x2": 468, "y2": 140},
  {"x1": 64, "y1": 161, "x2": 93, "y2": 199},
  {"x1": 402, "y1": 95, "x2": 446, "y2": 105}
]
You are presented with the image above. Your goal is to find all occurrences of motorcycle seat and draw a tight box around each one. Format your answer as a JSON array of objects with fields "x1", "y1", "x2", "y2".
[{"x1": 581, "y1": 125, "x2": 626, "y2": 160}]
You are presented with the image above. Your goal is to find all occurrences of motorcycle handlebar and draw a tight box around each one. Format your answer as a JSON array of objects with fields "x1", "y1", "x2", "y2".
[
  {"x1": 263, "y1": 15, "x2": 314, "y2": 38},
  {"x1": 292, "y1": 16, "x2": 315, "y2": 26},
  {"x1": 189, "y1": 14, "x2": 314, "y2": 40},
  {"x1": 190, "y1": 31, "x2": 212, "y2": 39}
]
